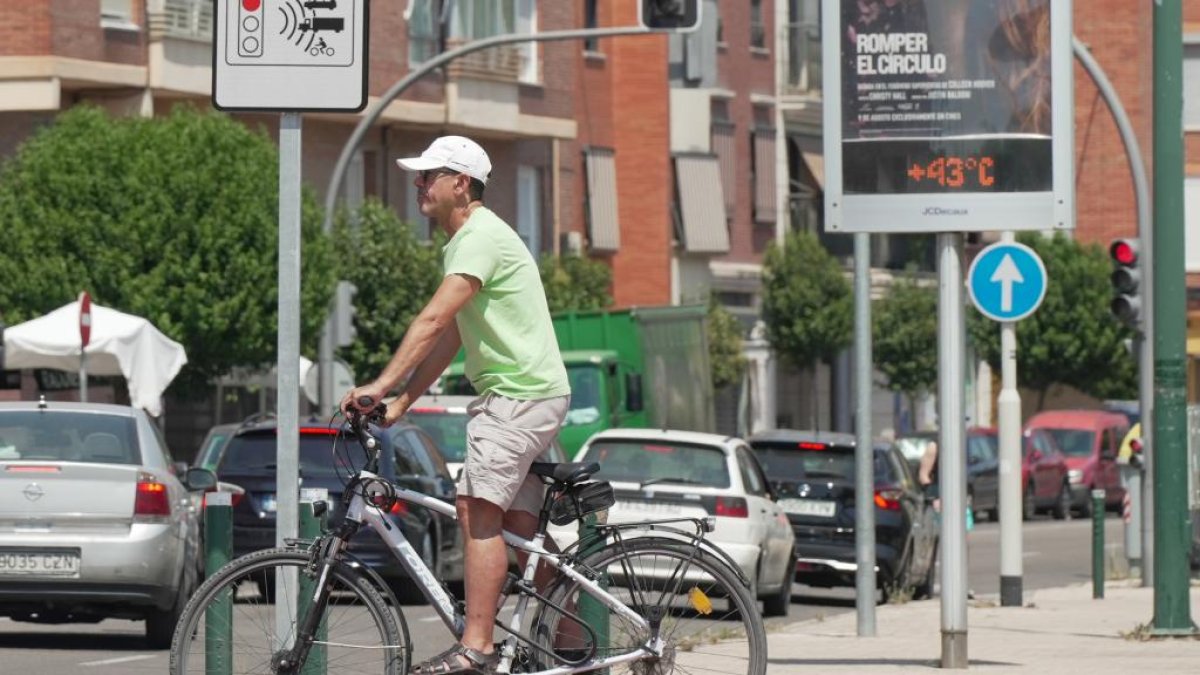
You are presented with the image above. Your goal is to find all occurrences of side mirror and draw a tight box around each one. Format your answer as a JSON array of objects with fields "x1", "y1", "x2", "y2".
[
  {"x1": 626, "y1": 373, "x2": 645, "y2": 413},
  {"x1": 183, "y1": 467, "x2": 218, "y2": 492}
]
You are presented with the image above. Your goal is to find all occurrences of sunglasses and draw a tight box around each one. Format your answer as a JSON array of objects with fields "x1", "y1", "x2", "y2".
[{"x1": 419, "y1": 169, "x2": 460, "y2": 184}]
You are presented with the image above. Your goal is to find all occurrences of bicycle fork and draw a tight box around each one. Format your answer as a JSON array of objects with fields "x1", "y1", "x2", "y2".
[{"x1": 273, "y1": 537, "x2": 347, "y2": 674}]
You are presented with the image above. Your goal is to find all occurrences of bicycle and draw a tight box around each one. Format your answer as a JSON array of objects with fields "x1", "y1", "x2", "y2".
[{"x1": 169, "y1": 400, "x2": 767, "y2": 674}]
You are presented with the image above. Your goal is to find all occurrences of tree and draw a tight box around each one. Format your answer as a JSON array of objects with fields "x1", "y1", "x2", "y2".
[
  {"x1": 539, "y1": 253, "x2": 613, "y2": 313},
  {"x1": 707, "y1": 297, "x2": 746, "y2": 390},
  {"x1": 0, "y1": 105, "x2": 335, "y2": 393},
  {"x1": 332, "y1": 199, "x2": 443, "y2": 379},
  {"x1": 968, "y1": 232, "x2": 1137, "y2": 409},
  {"x1": 873, "y1": 273, "x2": 938, "y2": 415},
  {"x1": 761, "y1": 231, "x2": 852, "y2": 428}
]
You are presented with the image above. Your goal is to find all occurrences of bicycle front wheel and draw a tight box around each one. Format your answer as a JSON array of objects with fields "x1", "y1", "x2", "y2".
[
  {"x1": 169, "y1": 547, "x2": 407, "y2": 675},
  {"x1": 535, "y1": 537, "x2": 767, "y2": 674}
]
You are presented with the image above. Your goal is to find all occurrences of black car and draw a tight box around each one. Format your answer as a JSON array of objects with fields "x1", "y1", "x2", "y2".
[
  {"x1": 748, "y1": 430, "x2": 939, "y2": 601},
  {"x1": 213, "y1": 416, "x2": 463, "y2": 603}
]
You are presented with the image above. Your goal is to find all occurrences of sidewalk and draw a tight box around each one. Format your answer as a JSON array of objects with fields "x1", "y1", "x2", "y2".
[{"x1": 763, "y1": 581, "x2": 1199, "y2": 673}]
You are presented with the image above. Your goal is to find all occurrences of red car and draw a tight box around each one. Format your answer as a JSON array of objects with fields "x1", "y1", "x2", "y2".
[
  {"x1": 1026, "y1": 410, "x2": 1129, "y2": 516},
  {"x1": 1021, "y1": 428, "x2": 1071, "y2": 520}
]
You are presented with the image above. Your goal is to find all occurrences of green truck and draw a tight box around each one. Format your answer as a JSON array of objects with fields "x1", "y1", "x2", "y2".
[{"x1": 443, "y1": 305, "x2": 716, "y2": 457}]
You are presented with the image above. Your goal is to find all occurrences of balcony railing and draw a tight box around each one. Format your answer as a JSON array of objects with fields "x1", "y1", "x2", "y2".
[
  {"x1": 786, "y1": 22, "x2": 822, "y2": 94},
  {"x1": 155, "y1": 0, "x2": 213, "y2": 42}
]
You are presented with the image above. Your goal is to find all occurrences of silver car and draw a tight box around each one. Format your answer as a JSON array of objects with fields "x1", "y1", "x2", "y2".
[{"x1": 0, "y1": 400, "x2": 215, "y2": 647}]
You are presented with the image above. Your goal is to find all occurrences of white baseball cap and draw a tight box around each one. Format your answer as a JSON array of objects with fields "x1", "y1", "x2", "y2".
[{"x1": 396, "y1": 135, "x2": 492, "y2": 185}]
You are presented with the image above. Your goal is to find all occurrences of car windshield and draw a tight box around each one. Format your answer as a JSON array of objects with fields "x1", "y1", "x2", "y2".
[
  {"x1": 406, "y1": 412, "x2": 467, "y2": 462},
  {"x1": 750, "y1": 442, "x2": 859, "y2": 481},
  {"x1": 1043, "y1": 429, "x2": 1095, "y2": 458},
  {"x1": 968, "y1": 434, "x2": 998, "y2": 464},
  {"x1": 218, "y1": 433, "x2": 351, "y2": 477},
  {"x1": 586, "y1": 440, "x2": 730, "y2": 488},
  {"x1": 564, "y1": 365, "x2": 604, "y2": 426},
  {"x1": 0, "y1": 411, "x2": 140, "y2": 465}
]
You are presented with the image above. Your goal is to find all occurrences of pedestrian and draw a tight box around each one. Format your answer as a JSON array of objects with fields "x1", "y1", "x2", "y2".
[
  {"x1": 342, "y1": 135, "x2": 571, "y2": 675},
  {"x1": 918, "y1": 437, "x2": 976, "y2": 599}
]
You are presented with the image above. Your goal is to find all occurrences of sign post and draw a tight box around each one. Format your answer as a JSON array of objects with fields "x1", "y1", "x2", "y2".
[
  {"x1": 968, "y1": 237, "x2": 1048, "y2": 608},
  {"x1": 822, "y1": 0, "x2": 1074, "y2": 666},
  {"x1": 78, "y1": 291, "x2": 91, "y2": 403},
  {"x1": 213, "y1": 0, "x2": 368, "y2": 646}
]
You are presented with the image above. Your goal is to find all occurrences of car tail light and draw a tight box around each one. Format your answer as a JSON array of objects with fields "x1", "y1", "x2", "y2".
[
  {"x1": 409, "y1": 407, "x2": 447, "y2": 414},
  {"x1": 797, "y1": 442, "x2": 827, "y2": 450},
  {"x1": 135, "y1": 477, "x2": 171, "y2": 519},
  {"x1": 300, "y1": 427, "x2": 341, "y2": 436},
  {"x1": 389, "y1": 499, "x2": 409, "y2": 516},
  {"x1": 874, "y1": 489, "x2": 903, "y2": 511},
  {"x1": 714, "y1": 496, "x2": 748, "y2": 518},
  {"x1": 4, "y1": 465, "x2": 61, "y2": 473}
]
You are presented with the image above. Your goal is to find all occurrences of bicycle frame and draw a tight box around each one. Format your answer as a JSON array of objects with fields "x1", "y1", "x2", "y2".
[{"x1": 341, "y1": 469, "x2": 656, "y2": 675}]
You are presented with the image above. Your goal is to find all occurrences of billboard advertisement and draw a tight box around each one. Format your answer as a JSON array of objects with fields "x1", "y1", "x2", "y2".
[{"x1": 822, "y1": 0, "x2": 1073, "y2": 233}]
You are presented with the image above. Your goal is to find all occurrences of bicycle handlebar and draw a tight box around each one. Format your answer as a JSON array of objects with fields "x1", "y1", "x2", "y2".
[{"x1": 346, "y1": 397, "x2": 387, "y2": 452}]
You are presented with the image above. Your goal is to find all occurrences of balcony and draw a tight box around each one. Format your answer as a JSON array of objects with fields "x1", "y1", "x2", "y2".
[
  {"x1": 152, "y1": 0, "x2": 213, "y2": 42},
  {"x1": 147, "y1": 0, "x2": 215, "y2": 97},
  {"x1": 443, "y1": 39, "x2": 525, "y2": 83}
]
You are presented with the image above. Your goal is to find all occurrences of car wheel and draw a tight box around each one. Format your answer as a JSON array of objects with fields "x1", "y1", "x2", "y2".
[
  {"x1": 1022, "y1": 482, "x2": 1037, "y2": 521},
  {"x1": 146, "y1": 572, "x2": 191, "y2": 649},
  {"x1": 1051, "y1": 481, "x2": 1071, "y2": 520},
  {"x1": 761, "y1": 555, "x2": 794, "y2": 618},
  {"x1": 390, "y1": 530, "x2": 436, "y2": 605},
  {"x1": 1076, "y1": 488, "x2": 1094, "y2": 518}
]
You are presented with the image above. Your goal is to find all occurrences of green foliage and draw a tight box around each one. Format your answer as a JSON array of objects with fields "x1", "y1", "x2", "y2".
[
  {"x1": 332, "y1": 200, "x2": 443, "y2": 380},
  {"x1": 968, "y1": 232, "x2": 1137, "y2": 406},
  {"x1": 707, "y1": 298, "x2": 747, "y2": 390},
  {"x1": 539, "y1": 253, "x2": 613, "y2": 313},
  {"x1": 874, "y1": 273, "x2": 938, "y2": 398},
  {"x1": 762, "y1": 231, "x2": 853, "y2": 368},
  {"x1": 0, "y1": 105, "x2": 335, "y2": 393}
]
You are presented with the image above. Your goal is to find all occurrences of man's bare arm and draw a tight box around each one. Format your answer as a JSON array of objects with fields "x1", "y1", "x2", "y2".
[
  {"x1": 385, "y1": 323, "x2": 463, "y2": 423},
  {"x1": 341, "y1": 273, "x2": 479, "y2": 413}
]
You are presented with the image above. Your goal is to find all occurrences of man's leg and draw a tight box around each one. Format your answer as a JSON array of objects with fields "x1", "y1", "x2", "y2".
[
  {"x1": 503, "y1": 509, "x2": 586, "y2": 651},
  {"x1": 459, "y1": 495, "x2": 508, "y2": 655}
]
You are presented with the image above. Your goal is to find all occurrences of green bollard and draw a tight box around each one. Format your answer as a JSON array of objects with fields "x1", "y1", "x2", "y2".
[
  {"x1": 204, "y1": 491, "x2": 233, "y2": 675},
  {"x1": 576, "y1": 513, "x2": 609, "y2": 673},
  {"x1": 1092, "y1": 489, "x2": 1106, "y2": 599},
  {"x1": 299, "y1": 492, "x2": 328, "y2": 675}
]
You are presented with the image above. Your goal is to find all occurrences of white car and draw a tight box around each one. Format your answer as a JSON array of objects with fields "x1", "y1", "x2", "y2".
[
  {"x1": 551, "y1": 428, "x2": 796, "y2": 617},
  {"x1": 0, "y1": 400, "x2": 216, "y2": 647}
]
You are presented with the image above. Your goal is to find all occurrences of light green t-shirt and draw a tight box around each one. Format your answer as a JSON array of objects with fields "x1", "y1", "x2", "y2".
[{"x1": 443, "y1": 206, "x2": 570, "y2": 400}]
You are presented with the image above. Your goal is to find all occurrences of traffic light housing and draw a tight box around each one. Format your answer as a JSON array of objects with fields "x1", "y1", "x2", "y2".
[
  {"x1": 1108, "y1": 238, "x2": 1141, "y2": 327},
  {"x1": 333, "y1": 280, "x2": 358, "y2": 347},
  {"x1": 639, "y1": 0, "x2": 701, "y2": 31}
]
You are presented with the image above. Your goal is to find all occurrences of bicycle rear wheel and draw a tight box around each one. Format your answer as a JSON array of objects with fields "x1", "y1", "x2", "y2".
[
  {"x1": 169, "y1": 547, "x2": 407, "y2": 675},
  {"x1": 535, "y1": 537, "x2": 767, "y2": 674}
]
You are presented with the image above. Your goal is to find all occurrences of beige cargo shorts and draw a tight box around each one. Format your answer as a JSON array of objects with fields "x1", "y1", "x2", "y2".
[{"x1": 458, "y1": 392, "x2": 570, "y2": 515}]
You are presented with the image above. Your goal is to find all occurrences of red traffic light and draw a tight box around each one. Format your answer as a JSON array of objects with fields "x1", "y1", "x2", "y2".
[
  {"x1": 1109, "y1": 238, "x2": 1138, "y2": 266},
  {"x1": 242, "y1": 0, "x2": 261, "y2": 11}
]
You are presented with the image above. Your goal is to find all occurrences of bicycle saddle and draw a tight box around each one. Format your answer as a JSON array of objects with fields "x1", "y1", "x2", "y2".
[{"x1": 529, "y1": 461, "x2": 600, "y2": 485}]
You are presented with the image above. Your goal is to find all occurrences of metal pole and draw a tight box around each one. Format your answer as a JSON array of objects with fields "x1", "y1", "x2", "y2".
[
  {"x1": 277, "y1": 111, "x2": 303, "y2": 645},
  {"x1": 1071, "y1": 36, "x2": 1154, "y2": 587},
  {"x1": 203, "y1": 491, "x2": 232, "y2": 675},
  {"x1": 853, "y1": 232, "x2": 875, "y2": 636},
  {"x1": 316, "y1": 26, "x2": 656, "y2": 413},
  {"x1": 79, "y1": 351, "x2": 87, "y2": 403},
  {"x1": 997, "y1": 231, "x2": 1023, "y2": 608},
  {"x1": 1150, "y1": 0, "x2": 1196, "y2": 635},
  {"x1": 1092, "y1": 489, "x2": 1106, "y2": 599},
  {"x1": 937, "y1": 233, "x2": 967, "y2": 668}
]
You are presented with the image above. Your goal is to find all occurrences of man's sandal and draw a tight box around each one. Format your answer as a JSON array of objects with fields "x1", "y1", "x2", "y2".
[{"x1": 410, "y1": 643, "x2": 498, "y2": 675}]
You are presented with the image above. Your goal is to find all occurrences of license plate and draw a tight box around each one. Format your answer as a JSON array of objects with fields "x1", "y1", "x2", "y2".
[
  {"x1": 780, "y1": 499, "x2": 836, "y2": 518},
  {"x1": 260, "y1": 493, "x2": 277, "y2": 513},
  {"x1": 615, "y1": 500, "x2": 681, "y2": 515},
  {"x1": 0, "y1": 550, "x2": 81, "y2": 577}
]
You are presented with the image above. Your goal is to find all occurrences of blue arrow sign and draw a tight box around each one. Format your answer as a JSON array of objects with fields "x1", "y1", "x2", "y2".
[{"x1": 967, "y1": 242, "x2": 1048, "y2": 322}]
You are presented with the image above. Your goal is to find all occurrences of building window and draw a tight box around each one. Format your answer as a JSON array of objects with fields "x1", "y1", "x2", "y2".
[
  {"x1": 408, "y1": 0, "x2": 442, "y2": 67},
  {"x1": 1187, "y1": 177, "x2": 1200, "y2": 272},
  {"x1": 752, "y1": 124, "x2": 777, "y2": 224},
  {"x1": 101, "y1": 0, "x2": 137, "y2": 28},
  {"x1": 788, "y1": 0, "x2": 822, "y2": 92},
  {"x1": 517, "y1": 165, "x2": 543, "y2": 254},
  {"x1": 584, "y1": 0, "x2": 600, "y2": 52},
  {"x1": 453, "y1": 0, "x2": 515, "y2": 39},
  {"x1": 516, "y1": 0, "x2": 539, "y2": 83},
  {"x1": 584, "y1": 148, "x2": 620, "y2": 253},
  {"x1": 750, "y1": 0, "x2": 766, "y2": 49},
  {"x1": 1185, "y1": 42, "x2": 1200, "y2": 130}
]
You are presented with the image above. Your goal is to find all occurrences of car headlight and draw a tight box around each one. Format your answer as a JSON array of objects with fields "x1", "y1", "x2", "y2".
[{"x1": 1068, "y1": 469, "x2": 1083, "y2": 484}]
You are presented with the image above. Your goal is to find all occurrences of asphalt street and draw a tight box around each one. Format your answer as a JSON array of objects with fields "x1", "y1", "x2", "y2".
[{"x1": 0, "y1": 515, "x2": 1128, "y2": 674}]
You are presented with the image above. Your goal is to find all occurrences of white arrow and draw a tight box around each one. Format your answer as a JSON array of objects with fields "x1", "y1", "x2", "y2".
[{"x1": 990, "y1": 254, "x2": 1024, "y2": 312}]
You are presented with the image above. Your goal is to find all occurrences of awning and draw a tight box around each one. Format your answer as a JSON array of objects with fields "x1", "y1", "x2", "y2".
[
  {"x1": 753, "y1": 130, "x2": 777, "y2": 223},
  {"x1": 674, "y1": 154, "x2": 731, "y2": 254},
  {"x1": 802, "y1": 151, "x2": 825, "y2": 190},
  {"x1": 712, "y1": 122, "x2": 737, "y2": 218},
  {"x1": 584, "y1": 147, "x2": 620, "y2": 252}
]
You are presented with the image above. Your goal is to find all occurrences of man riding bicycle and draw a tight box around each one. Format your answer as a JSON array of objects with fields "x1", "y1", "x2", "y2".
[{"x1": 342, "y1": 135, "x2": 570, "y2": 675}]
